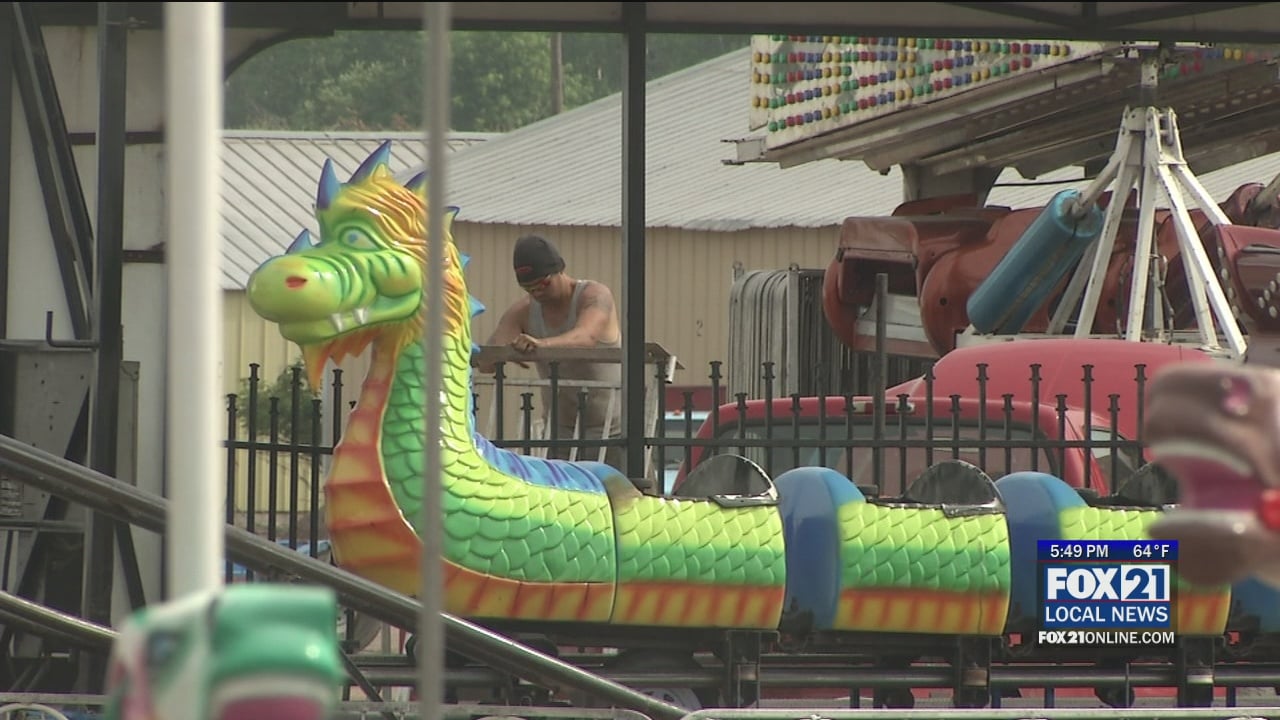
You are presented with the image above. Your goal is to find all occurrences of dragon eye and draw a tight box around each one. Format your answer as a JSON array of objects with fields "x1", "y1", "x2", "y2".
[
  {"x1": 145, "y1": 630, "x2": 183, "y2": 670},
  {"x1": 341, "y1": 229, "x2": 377, "y2": 250}
]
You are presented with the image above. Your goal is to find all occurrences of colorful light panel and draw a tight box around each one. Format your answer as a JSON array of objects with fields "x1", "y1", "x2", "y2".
[{"x1": 748, "y1": 36, "x2": 1280, "y2": 151}]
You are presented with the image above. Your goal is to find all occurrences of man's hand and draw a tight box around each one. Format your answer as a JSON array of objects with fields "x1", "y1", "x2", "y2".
[{"x1": 511, "y1": 333, "x2": 541, "y2": 354}]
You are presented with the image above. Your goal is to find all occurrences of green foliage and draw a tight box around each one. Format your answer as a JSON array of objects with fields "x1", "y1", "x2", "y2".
[
  {"x1": 234, "y1": 360, "x2": 320, "y2": 445},
  {"x1": 225, "y1": 30, "x2": 749, "y2": 132}
]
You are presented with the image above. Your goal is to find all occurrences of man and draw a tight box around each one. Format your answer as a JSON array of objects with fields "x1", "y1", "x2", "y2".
[{"x1": 479, "y1": 234, "x2": 626, "y2": 472}]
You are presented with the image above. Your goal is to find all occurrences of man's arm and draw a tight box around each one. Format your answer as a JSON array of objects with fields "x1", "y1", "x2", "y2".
[
  {"x1": 536, "y1": 281, "x2": 618, "y2": 348},
  {"x1": 477, "y1": 299, "x2": 529, "y2": 373}
]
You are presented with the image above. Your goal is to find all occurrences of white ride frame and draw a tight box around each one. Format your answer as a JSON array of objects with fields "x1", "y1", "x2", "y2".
[
  {"x1": 860, "y1": 59, "x2": 1255, "y2": 361},
  {"x1": 955, "y1": 57, "x2": 1249, "y2": 359}
]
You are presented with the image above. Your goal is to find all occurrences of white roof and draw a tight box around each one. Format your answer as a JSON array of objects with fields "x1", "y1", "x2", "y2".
[
  {"x1": 989, "y1": 154, "x2": 1280, "y2": 208},
  {"x1": 217, "y1": 49, "x2": 1280, "y2": 290},
  {"x1": 401, "y1": 47, "x2": 904, "y2": 233},
  {"x1": 220, "y1": 130, "x2": 495, "y2": 289}
]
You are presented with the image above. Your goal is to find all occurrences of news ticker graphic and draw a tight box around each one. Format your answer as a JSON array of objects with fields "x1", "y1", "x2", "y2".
[{"x1": 1037, "y1": 539, "x2": 1178, "y2": 647}]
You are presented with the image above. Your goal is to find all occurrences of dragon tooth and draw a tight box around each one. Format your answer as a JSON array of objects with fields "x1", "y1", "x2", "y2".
[
  {"x1": 354, "y1": 307, "x2": 370, "y2": 324},
  {"x1": 330, "y1": 313, "x2": 346, "y2": 333}
]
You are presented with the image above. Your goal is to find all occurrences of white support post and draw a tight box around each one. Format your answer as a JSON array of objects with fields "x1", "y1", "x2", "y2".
[
  {"x1": 1152, "y1": 108, "x2": 1246, "y2": 356},
  {"x1": 1149, "y1": 113, "x2": 1218, "y2": 349},
  {"x1": 1049, "y1": 124, "x2": 1130, "y2": 335},
  {"x1": 1063, "y1": 106, "x2": 1246, "y2": 358},
  {"x1": 1123, "y1": 146, "x2": 1162, "y2": 343},
  {"x1": 1172, "y1": 161, "x2": 1235, "y2": 227},
  {"x1": 164, "y1": 2, "x2": 225, "y2": 600},
  {"x1": 1073, "y1": 110, "x2": 1143, "y2": 338},
  {"x1": 420, "y1": 4, "x2": 450, "y2": 720}
]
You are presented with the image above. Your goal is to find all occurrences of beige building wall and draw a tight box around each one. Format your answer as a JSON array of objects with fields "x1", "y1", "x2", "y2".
[
  {"x1": 221, "y1": 221, "x2": 844, "y2": 510},
  {"x1": 452, "y1": 221, "x2": 845, "y2": 386}
]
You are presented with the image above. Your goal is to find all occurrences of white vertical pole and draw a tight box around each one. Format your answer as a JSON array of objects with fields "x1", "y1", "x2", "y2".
[
  {"x1": 420, "y1": 3, "x2": 449, "y2": 719},
  {"x1": 164, "y1": 1, "x2": 225, "y2": 599}
]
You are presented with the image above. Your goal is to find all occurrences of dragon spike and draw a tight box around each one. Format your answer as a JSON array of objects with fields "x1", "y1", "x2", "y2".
[
  {"x1": 468, "y1": 294, "x2": 486, "y2": 319},
  {"x1": 405, "y1": 170, "x2": 428, "y2": 193},
  {"x1": 316, "y1": 159, "x2": 341, "y2": 210},
  {"x1": 459, "y1": 251, "x2": 471, "y2": 269},
  {"x1": 350, "y1": 140, "x2": 393, "y2": 184},
  {"x1": 286, "y1": 229, "x2": 316, "y2": 254}
]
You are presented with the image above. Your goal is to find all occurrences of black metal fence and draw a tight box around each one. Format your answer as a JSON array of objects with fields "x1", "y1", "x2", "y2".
[{"x1": 223, "y1": 354, "x2": 1159, "y2": 570}]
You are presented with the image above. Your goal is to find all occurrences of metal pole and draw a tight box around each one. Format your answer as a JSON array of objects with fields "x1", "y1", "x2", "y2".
[
  {"x1": 421, "y1": 4, "x2": 449, "y2": 720},
  {"x1": 163, "y1": 1, "x2": 224, "y2": 599},
  {"x1": 0, "y1": 590, "x2": 117, "y2": 649},
  {"x1": 680, "y1": 710, "x2": 1278, "y2": 720},
  {"x1": 0, "y1": 6, "x2": 12, "y2": 338},
  {"x1": 82, "y1": 0, "x2": 129, "y2": 638},
  {"x1": 871, "y1": 273, "x2": 887, "y2": 490},
  {"x1": 621, "y1": 3, "x2": 647, "y2": 480},
  {"x1": 76, "y1": 1, "x2": 128, "y2": 691}
]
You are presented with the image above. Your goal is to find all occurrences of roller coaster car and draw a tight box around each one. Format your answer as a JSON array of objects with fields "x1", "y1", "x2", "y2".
[
  {"x1": 677, "y1": 454, "x2": 1002, "y2": 514},
  {"x1": 672, "y1": 454, "x2": 778, "y2": 507},
  {"x1": 1082, "y1": 462, "x2": 1179, "y2": 509},
  {"x1": 822, "y1": 184, "x2": 1280, "y2": 358}
]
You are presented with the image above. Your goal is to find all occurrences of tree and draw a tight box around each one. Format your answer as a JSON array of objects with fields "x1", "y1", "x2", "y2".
[
  {"x1": 225, "y1": 30, "x2": 749, "y2": 132},
  {"x1": 234, "y1": 360, "x2": 320, "y2": 445}
]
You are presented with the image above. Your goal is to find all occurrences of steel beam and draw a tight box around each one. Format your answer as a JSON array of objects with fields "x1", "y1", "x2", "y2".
[
  {"x1": 79, "y1": 0, "x2": 147, "y2": 694},
  {"x1": 9, "y1": 2, "x2": 94, "y2": 339},
  {"x1": 0, "y1": 9, "x2": 13, "y2": 338},
  {"x1": 94, "y1": 1, "x2": 148, "y2": 616},
  {"x1": 621, "y1": 2, "x2": 646, "y2": 480},
  {"x1": 17, "y1": 1, "x2": 1280, "y2": 45},
  {"x1": 82, "y1": 0, "x2": 125, "y2": 629}
]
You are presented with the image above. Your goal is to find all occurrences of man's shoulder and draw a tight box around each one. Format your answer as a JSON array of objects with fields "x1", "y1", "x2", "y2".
[
  {"x1": 580, "y1": 279, "x2": 615, "y2": 298},
  {"x1": 504, "y1": 294, "x2": 533, "y2": 317}
]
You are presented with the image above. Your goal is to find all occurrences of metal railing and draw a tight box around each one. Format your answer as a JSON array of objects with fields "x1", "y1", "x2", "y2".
[
  {"x1": 7, "y1": 693, "x2": 1280, "y2": 720},
  {"x1": 223, "y1": 350, "x2": 1157, "y2": 540},
  {"x1": 0, "y1": 695, "x2": 656, "y2": 720},
  {"x1": 679, "y1": 710, "x2": 1280, "y2": 720}
]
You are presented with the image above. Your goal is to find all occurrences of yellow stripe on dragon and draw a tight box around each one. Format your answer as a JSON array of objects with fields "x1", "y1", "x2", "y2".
[{"x1": 244, "y1": 141, "x2": 1236, "y2": 640}]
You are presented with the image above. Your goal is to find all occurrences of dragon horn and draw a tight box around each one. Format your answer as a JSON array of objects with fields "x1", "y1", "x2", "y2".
[
  {"x1": 405, "y1": 170, "x2": 428, "y2": 193},
  {"x1": 317, "y1": 159, "x2": 341, "y2": 210},
  {"x1": 286, "y1": 229, "x2": 316, "y2": 254},
  {"x1": 350, "y1": 140, "x2": 393, "y2": 184}
]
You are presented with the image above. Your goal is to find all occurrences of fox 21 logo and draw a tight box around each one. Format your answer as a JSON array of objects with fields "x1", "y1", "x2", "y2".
[{"x1": 1044, "y1": 565, "x2": 1171, "y2": 602}]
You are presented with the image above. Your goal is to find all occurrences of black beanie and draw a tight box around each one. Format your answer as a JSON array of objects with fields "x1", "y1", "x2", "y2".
[{"x1": 513, "y1": 234, "x2": 565, "y2": 283}]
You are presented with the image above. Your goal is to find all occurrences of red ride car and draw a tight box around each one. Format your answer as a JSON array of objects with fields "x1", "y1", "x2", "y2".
[{"x1": 669, "y1": 339, "x2": 1214, "y2": 496}]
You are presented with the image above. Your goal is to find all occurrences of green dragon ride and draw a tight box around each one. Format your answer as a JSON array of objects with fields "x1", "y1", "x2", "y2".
[{"x1": 243, "y1": 141, "x2": 1231, "y2": 641}]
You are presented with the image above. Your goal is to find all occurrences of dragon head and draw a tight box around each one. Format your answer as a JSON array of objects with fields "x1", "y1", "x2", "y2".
[
  {"x1": 103, "y1": 583, "x2": 345, "y2": 720},
  {"x1": 246, "y1": 140, "x2": 474, "y2": 390},
  {"x1": 1144, "y1": 362, "x2": 1280, "y2": 589}
]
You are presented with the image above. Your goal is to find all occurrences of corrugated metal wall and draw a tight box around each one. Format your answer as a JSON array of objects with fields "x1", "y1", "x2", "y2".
[
  {"x1": 453, "y1": 222, "x2": 847, "y2": 386},
  {"x1": 221, "y1": 220, "x2": 846, "y2": 509}
]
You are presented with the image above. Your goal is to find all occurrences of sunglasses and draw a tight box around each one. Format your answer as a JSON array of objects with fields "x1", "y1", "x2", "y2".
[{"x1": 520, "y1": 276, "x2": 552, "y2": 292}]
